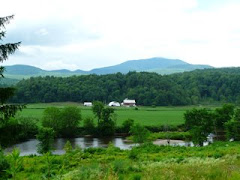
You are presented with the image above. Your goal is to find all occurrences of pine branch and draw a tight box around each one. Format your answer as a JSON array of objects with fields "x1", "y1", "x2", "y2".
[
  {"x1": 0, "y1": 66, "x2": 4, "y2": 77},
  {"x1": 0, "y1": 31, "x2": 6, "y2": 40},
  {"x1": 0, "y1": 15, "x2": 14, "y2": 29},
  {"x1": 0, "y1": 104, "x2": 25, "y2": 125},
  {"x1": 0, "y1": 42, "x2": 21, "y2": 62}
]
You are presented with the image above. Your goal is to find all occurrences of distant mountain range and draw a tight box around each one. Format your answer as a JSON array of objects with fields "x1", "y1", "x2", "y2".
[{"x1": 3, "y1": 57, "x2": 213, "y2": 80}]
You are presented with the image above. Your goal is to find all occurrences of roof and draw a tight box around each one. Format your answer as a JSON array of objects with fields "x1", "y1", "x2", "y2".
[
  {"x1": 123, "y1": 99, "x2": 136, "y2": 104},
  {"x1": 108, "y1": 101, "x2": 120, "y2": 106},
  {"x1": 84, "y1": 102, "x2": 92, "y2": 104}
]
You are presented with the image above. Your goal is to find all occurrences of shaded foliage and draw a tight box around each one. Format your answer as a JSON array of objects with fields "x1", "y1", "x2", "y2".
[
  {"x1": 83, "y1": 117, "x2": 95, "y2": 135},
  {"x1": 37, "y1": 127, "x2": 55, "y2": 154},
  {"x1": 0, "y1": 117, "x2": 38, "y2": 147},
  {"x1": 41, "y1": 106, "x2": 81, "y2": 137},
  {"x1": 0, "y1": 148, "x2": 9, "y2": 179},
  {"x1": 130, "y1": 124, "x2": 150, "y2": 143},
  {"x1": 11, "y1": 68, "x2": 240, "y2": 106},
  {"x1": 122, "y1": 118, "x2": 134, "y2": 134},
  {"x1": 0, "y1": 15, "x2": 24, "y2": 148},
  {"x1": 184, "y1": 108, "x2": 214, "y2": 146},
  {"x1": 98, "y1": 107, "x2": 116, "y2": 136}
]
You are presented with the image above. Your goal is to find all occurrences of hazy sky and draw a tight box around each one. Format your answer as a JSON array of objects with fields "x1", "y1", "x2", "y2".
[{"x1": 1, "y1": 0, "x2": 240, "y2": 70}]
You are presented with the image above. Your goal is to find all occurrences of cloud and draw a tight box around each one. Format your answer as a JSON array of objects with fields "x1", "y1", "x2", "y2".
[
  {"x1": 35, "y1": 28, "x2": 48, "y2": 36},
  {"x1": 1, "y1": 0, "x2": 240, "y2": 69}
]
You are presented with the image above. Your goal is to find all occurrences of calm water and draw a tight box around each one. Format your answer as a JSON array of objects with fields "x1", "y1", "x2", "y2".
[{"x1": 5, "y1": 137, "x2": 135, "y2": 156}]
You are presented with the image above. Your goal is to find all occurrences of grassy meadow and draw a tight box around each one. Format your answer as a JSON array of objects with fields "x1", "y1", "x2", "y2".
[{"x1": 14, "y1": 102, "x2": 209, "y2": 126}]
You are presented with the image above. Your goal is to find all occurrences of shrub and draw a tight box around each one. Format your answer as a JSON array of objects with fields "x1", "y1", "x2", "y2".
[
  {"x1": 98, "y1": 108, "x2": 115, "y2": 136},
  {"x1": 60, "y1": 106, "x2": 82, "y2": 137},
  {"x1": 128, "y1": 148, "x2": 139, "y2": 160},
  {"x1": 131, "y1": 174, "x2": 142, "y2": 180},
  {"x1": 148, "y1": 131, "x2": 191, "y2": 141},
  {"x1": 0, "y1": 148, "x2": 9, "y2": 179},
  {"x1": 83, "y1": 117, "x2": 95, "y2": 135},
  {"x1": 0, "y1": 117, "x2": 38, "y2": 147},
  {"x1": 42, "y1": 107, "x2": 61, "y2": 135},
  {"x1": 122, "y1": 119, "x2": 134, "y2": 134},
  {"x1": 16, "y1": 116, "x2": 39, "y2": 139},
  {"x1": 64, "y1": 140, "x2": 73, "y2": 154},
  {"x1": 42, "y1": 106, "x2": 81, "y2": 137},
  {"x1": 112, "y1": 160, "x2": 128, "y2": 173},
  {"x1": 130, "y1": 124, "x2": 150, "y2": 143},
  {"x1": 106, "y1": 142, "x2": 121, "y2": 155},
  {"x1": 36, "y1": 127, "x2": 55, "y2": 154},
  {"x1": 6, "y1": 148, "x2": 23, "y2": 180}
]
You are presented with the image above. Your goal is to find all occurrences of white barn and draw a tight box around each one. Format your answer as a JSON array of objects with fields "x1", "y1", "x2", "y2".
[
  {"x1": 108, "y1": 101, "x2": 121, "y2": 107},
  {"x1": 83, "y1": 102, "x2": 92, "y2": 106},
  {"x1": 121, "y1": 98, "x2": 136, "y2": 107}
]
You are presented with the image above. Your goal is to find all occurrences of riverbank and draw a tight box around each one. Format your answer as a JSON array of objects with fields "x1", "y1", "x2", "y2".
[{"x1": 2, "y1": 141, "x2": 240, "y2": 179}]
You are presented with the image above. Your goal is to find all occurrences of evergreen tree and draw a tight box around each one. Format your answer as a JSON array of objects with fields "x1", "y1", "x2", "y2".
[{"x1": 0, "y1": 15, "x2": 24, "y2": 144}]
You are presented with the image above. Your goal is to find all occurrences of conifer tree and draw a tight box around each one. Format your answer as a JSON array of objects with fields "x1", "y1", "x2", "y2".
[{"x1": 0, "y1": 15, "x2": 24, "y2": 127}]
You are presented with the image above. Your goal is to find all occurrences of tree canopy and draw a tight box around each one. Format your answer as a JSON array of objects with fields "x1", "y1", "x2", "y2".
[{"x1": 10, "y1": 68, "x2": 240, "y2": 106}]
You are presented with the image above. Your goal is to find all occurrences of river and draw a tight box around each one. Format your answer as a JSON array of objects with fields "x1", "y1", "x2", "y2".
[{"x1": 4, "y1": 137, "x2": 135, "y2": 156}]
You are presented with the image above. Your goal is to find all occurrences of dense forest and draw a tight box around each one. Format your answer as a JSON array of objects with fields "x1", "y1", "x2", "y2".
[{"x1": 10, "y1": 67, "x2": 240, "y2": 106}]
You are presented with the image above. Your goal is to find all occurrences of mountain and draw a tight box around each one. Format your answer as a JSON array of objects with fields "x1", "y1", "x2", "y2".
[
  {"x1": 3, "y1": 57, "x2": 213, "y2": 81},
  {"x1": 4, "y1": 64, "x2": 44, "y2": 75},
  {"x1": 88, "y1": 57, "x2": 189, "y2": 74}
]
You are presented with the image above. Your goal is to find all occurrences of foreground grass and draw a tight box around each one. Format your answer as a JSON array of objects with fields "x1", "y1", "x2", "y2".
[
  {"x1": 16, "y1": 103, "x2": 220, "y2": 126},
  {"x1": 5, "y1": 142, "x2": 240, "y2": 180}
]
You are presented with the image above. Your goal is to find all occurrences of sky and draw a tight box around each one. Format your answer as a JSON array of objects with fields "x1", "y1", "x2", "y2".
[{"x1": 1, "y1": 0, "x2": 240, "y2": 70}]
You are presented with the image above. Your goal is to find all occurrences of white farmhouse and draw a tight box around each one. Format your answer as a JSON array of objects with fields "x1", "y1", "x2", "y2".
[
  {"x1": 121, "y1": 98, "x2": 136, "y2": 107},
  {"x1": 108, "y1": 101, "x2": 121, "y2": 107},
  {"x1": 83, "y1": 102, "x2": 92, "y2": 107}
]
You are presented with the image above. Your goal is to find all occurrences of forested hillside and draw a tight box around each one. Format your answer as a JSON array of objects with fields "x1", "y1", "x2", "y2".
[{"x1": 11, "y1": 68, "x2": 240, "y2": 106}]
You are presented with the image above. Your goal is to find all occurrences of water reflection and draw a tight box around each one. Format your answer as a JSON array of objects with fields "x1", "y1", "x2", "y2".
[{"x1": 4, "y1": 137, "x2": 134, "y2": 156}]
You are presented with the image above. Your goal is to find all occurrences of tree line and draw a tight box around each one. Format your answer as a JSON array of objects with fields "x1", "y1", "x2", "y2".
[
  {"x1": 9, "y1": 68, "x2": 240, "y2": 106},
  {"x1": 184, "y1": 104, "x2": 240, "y2": 146}
]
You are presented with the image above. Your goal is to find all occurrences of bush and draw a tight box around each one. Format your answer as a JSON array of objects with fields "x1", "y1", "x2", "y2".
[
  {"x1": 97, "y1": 108, "x2": 115, "y2": 136},
  {"x1": 112, "y1": 160, "x2": 129, "y2": 173},
  {"x1": 64, "y1": 140, "x2": 73, "y2": 154},
  {"x1": 42, "y1": 106, "x2": 81, "y2": 137},
  {"x1": 0, "y1": 117, "x2": 39, "y2": 147},
  {"x1": 128, "y1": 149, "x2": 139, "y2": 160},
  {"x1": 6, "y1": 148, "x2": 23, "y2": 179},
  {"x1": 131, "y1": 174, "x2": 142, "y2": 180},
  {"x1": 84, "y1": 147, "x2": 106, "y2": 154},
  {"x1": 148, "y1": 131, "x2": 191, "y2": 141},
  {"x1": 0, "y1": 148, "x2": 9, "y2": 179},
  {"x1": 145, "y1": 125, "x2": 179, "y2": 132},
  {"x1": 60, "y1": 106, "x2": 81, "y2": 137},
  {"x1": 36, "y1": 127, "x2": 55, "y2": 154},
  {"x1": 83, "y1": 117, "x2": 95, "y2": 135},
  {"x1": 16, "y1": 116, "x2": 38, "y2": 139},
  {"x1": 42, "y1": 107, "x2": 61, "y2": 135},
  {"x1": 130, "y1": 124, "x2": 150, "y2": 143},
  {"x1": 122, "y1": 119, "x2": 134, "y2": 134}
]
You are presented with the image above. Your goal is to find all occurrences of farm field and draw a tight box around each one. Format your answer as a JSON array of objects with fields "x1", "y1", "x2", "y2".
[{"x1": 17, "y1": 102, "x2": 221, "y2": 126}]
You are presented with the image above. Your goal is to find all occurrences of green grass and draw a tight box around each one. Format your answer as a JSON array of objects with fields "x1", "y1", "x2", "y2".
[
  {"x1": 17, "y1": 102, "x2": 221, "y2": 126},
  {"x1": 5, "y1": 142, "x2": 240, "y2": 180}
]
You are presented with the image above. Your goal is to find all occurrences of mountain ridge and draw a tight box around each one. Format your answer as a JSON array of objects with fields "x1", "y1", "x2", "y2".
[{"x1": 3, "y1": 57, "x2": 213, "y2": 80}]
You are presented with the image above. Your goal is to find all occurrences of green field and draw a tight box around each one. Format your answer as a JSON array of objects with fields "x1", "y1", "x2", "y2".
[{"x1": 17, "y1": 102, "x2": 220, "y2": 126}]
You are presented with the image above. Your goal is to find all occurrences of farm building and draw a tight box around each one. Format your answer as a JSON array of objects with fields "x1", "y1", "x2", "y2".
[
  {"x1": 108, "y1": 101, "x2": 121, "y2": 107},
  {"x1": 121, "y1": 98, "x2": 136, "y2": 107},
  {"x1": 83, "y1": 102, "x2": 92, "y2": 106}
]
